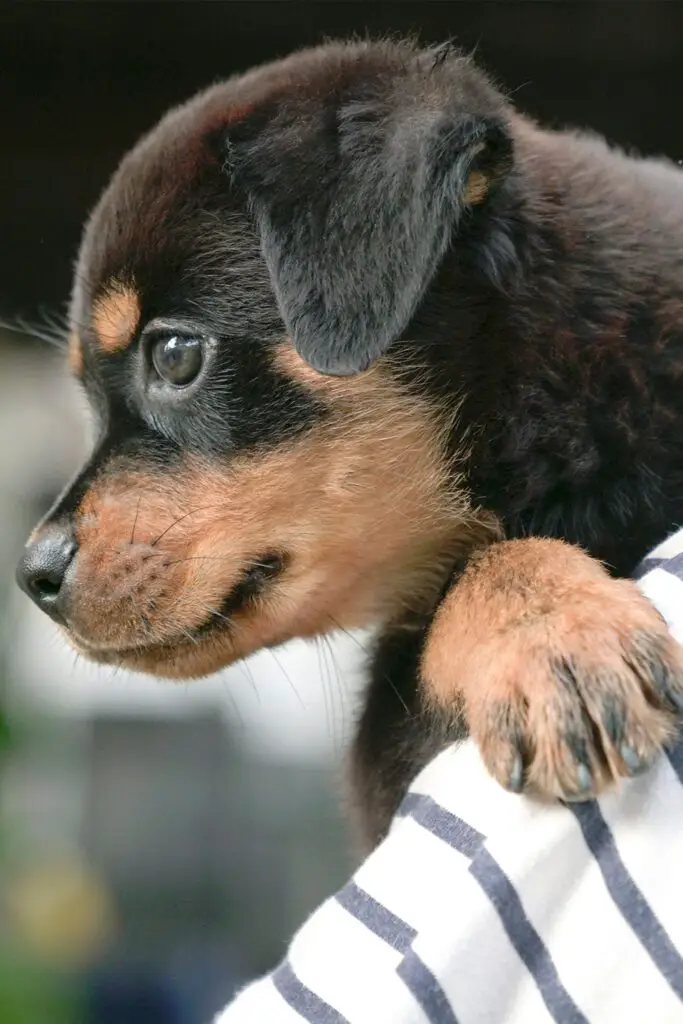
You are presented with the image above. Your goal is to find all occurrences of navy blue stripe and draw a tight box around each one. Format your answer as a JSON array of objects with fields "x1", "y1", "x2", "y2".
[
  {"x1": 336, "y1": 831, "x2": 458, "y2": 1020},
  {"x1": 399, "y1": 792, "x2": 485, "y2": 857},
  {"x1": 272, "y1": 960, "x2": 349, "y2": 1023},
  {"x1": 470, "y1": 849, "x2": 590, "y2": 1024},
  {"x1": 336, "y1": 880, "x2": 416, "y2": 954},
  {"x1": 632, "y1": 552, "x2": 683, "y2": 579},
  {"x1": 406, "y1": 795, "x2": 587, "y2": 1024},
  {"x1": 570, "y1": 800, "x2": 683, "y2": 1000},
  {"x1": 635, "y1": 551, "x2": 683, "y2": 580},
  {"x1": 397, "y1": 949, "x2": 460, "y2": 1024},
  {"x1": 633, "y1": 555, "x2": 667, "y2": 579}
]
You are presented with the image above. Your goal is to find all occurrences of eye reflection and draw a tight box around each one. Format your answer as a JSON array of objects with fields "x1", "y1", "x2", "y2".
[{"x1": 151, "y1": 335, "x2": 203, "y2": 387}]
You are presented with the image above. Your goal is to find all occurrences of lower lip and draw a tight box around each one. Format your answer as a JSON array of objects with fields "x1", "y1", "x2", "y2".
[{"x1": 68, "y1": 552, "x2": 287, "y2": 660}]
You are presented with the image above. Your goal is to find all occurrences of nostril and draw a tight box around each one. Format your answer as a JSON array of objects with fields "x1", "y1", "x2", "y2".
[
  {"x1": 30, "y1": 574, "x2": 62, "y2": 601},
  {"x1": 16, "y1": 528, "x2": 77, "y2": 620}
]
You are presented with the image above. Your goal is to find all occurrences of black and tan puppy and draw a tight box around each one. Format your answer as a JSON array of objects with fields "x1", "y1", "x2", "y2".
[{"x1": 16, "y1": 39, "x2": 683, "y2": 848}]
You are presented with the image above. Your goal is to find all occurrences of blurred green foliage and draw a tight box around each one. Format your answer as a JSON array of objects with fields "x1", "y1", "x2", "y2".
[
  {"x1": 0, "y1": 957, "x2": 83, "y2": 1024},
  {"x1": 0, "y1": 696, "x2": 83, "y2": 1024}
]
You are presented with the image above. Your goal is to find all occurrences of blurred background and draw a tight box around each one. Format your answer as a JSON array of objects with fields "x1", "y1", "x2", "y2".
[{"x1": 1, "y1": 2, "x2": 683, "y2": 1021}]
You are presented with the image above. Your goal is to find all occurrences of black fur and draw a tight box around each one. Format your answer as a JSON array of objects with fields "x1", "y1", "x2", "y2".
[
  {"x1": 225, "y1": 48, "x2": 511, "y2": 374},
  {"x1": 219, "y1": 41, "x2": 683, "y2": 576},
  {"x1": 350, "y1": 611, "x2": 460, "y2": 849},
  {"x1": 18, "y1": 38, "x2": 683, "y2": 847}
]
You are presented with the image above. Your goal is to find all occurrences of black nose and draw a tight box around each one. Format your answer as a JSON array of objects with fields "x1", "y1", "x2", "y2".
[{"x1": 16, "y1": 526, "x2": 77, "y2": 621}]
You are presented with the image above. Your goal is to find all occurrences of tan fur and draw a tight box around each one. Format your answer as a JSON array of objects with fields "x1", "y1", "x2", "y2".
[
  {"x1": 65, "y1": 342, "x2": 499, "y2": 678},
  {"x1": 422, "y1": 537, "x2": 681, "y2": 797},
  {"x1": 67, "y1": 331, "x2": 84, "y2": 377},
  {"x1": 92, "y1": 283, "x2": 140, "y2": 354}
]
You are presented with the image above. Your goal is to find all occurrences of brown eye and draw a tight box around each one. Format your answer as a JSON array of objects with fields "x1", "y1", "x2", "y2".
[{"x1": 151, "y1": 334, "x2": 203, "y2": 387}]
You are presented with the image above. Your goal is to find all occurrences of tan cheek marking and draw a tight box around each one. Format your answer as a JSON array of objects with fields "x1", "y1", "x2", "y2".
[
  {"x1": 92, "y1": 283, "x2": 140, "y2": 354},
  {"x1": 67, "y1": 331, "x2": 84, "y2": 377},
  {"x1": 275, "y1": 339, "x2": 390, "y2": 398},
  {"x1": 269, "y1": 340, "x2": 501, "y2": 625},
  {"x1": 66, "y1": 344, "x2": 500, "y2": 677}
]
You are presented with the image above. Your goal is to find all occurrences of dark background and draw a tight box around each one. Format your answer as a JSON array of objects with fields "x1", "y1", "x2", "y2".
[
  {"x1": 3, "y1": 1, "x2": 683, "y2": 321},
  {"x1": 2, "y1": 4, "x2": 683, "y2": 1023}
]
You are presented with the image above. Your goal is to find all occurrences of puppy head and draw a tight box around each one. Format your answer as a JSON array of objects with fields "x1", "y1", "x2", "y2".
[{"x1": 17, "y1": 39, "x2": 507, "y2": 679}]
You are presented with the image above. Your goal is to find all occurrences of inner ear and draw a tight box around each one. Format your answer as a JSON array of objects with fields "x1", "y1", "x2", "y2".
[{"x1": 225, "y1": 98, "x2": 513, "y2": 377}]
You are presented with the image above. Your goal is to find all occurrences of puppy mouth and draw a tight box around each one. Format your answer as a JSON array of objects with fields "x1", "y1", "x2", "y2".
[
  {"x1": 73, "y1": 551, "x2": 287, "y2": 662},
  {"x1": 195, "y1": 551, "x2": 287, "y2": 635}
]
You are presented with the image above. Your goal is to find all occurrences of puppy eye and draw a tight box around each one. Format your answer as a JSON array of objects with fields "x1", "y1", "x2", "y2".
[{"x1": 150, "y1": 334, "x2": 203, "y2": 387}]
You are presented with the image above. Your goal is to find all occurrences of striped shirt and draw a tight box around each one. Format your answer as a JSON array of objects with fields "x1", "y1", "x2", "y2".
[{"x1": 216, "y1": 531, "x2": 683, "y2": 1023}]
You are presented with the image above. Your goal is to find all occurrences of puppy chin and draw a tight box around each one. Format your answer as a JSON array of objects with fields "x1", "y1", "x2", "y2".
[
  {"x1": 118, "y1": 641, "x2": 239, "y2": 680},
  {"x1": 61, "y1": 626, "x2": 242, "y2": 681}
]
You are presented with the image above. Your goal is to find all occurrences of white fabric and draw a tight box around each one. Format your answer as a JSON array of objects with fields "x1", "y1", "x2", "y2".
[{"x1": 216, "y1": 531, "x2": 683, "y2": 1023}]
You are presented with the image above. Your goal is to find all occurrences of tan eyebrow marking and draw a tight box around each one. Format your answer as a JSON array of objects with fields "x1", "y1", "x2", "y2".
[
  {"x1": 464, "y1": 169, "x2": 489, "y2": 205},
  {"x1": 67, "y1": 330, "x2": 84, "y2": 377},
  {"x1": 92, "y1": 283, "x2": 140, "y2": 354}
]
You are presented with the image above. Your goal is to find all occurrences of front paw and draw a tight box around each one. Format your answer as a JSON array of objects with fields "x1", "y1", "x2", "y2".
[{"x1": 421, "y1": 539, "x2": 683, "y2": 800}]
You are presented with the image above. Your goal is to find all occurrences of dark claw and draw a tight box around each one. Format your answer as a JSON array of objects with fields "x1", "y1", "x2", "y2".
[
  {"x1": 507, "y1": 752, "x2": 525, "y2": 793},
  {"x1": 620, "y1": 744, "x2": 650, "y2": 776},
  {"x1": 647, "y1": 658, "x2": 683, "y2": 711},
  {"x1": 630, "y1": 641, "x2": 683, "y2": 713},
  {"x1": 665, "y1": 686, "x2": 683, "y2": 714},
  {"x1": 575, "y1": 762, "x2": 593, "y2": 795},
  {"x1": 601, "y1": 694, "x2": 625, "y2": 745},
  {"x1": 647, "y1": 655, "x2": 668, "y2": 694}
]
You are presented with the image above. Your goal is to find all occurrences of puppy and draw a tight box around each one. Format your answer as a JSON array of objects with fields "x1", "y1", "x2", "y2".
[{"x1": 16, "y1": 38, "x2": 683, "y2": 849}]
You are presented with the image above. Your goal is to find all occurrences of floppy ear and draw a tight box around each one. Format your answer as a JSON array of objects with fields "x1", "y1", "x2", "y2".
[{"x1": 225, "y1": 76, "x2": 512, "y2": 375}]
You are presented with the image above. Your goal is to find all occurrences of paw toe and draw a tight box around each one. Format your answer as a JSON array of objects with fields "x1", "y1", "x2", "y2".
[
  {"x1": 625, "y1": 629, "x2": 683, "y2": 712},
  {"x1": 474, "y1": 699, "x2": 528, "y2": 793}
]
